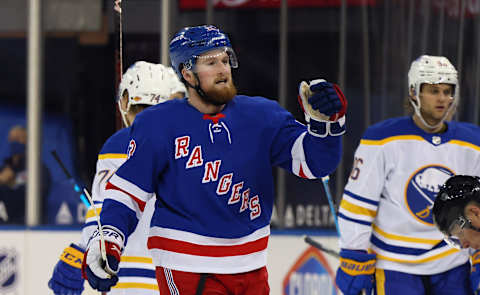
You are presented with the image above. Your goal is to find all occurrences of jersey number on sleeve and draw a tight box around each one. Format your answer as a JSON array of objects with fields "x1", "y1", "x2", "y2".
[
  {"x1": 98, "y1": 169, "x2": 115, "y2": 185},
  {"x1": 349, "y1": 157, "x2": 363, "y2": 180}
]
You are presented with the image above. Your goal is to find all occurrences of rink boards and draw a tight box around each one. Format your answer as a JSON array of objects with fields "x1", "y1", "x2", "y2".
[{"x1": 0, "y1": 228, "x2": 340, "y2": 295}]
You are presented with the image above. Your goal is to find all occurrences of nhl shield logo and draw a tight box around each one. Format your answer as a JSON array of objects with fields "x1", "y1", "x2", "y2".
[
  {"x1": 0, "y1": 248, "x2": 18, "y2": 292},
  {"x1": 405, "y1": 165, "x2": 454, "y2": 225},
  {"x1": 283, "y1": 246, "x2": 338, "y2": 295}
]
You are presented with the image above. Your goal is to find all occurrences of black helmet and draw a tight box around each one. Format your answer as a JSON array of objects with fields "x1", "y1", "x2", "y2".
[{"x1": 432, "y1": 175, "x2": 480, "y2": 235}]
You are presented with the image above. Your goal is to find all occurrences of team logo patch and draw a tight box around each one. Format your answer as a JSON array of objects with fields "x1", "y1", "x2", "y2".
[
  {"x1": 0, "y1": 248, "x2": 18, "y2": 293},
  {"x1": 283, "y1": 246, "x2": 338, "y2": 295},
  {"x1": 405, "y1": 165, "x2": 454, "y2": 225},
  {"x1": 127, "y1": 139, "x2": 136, "y2": 159}
]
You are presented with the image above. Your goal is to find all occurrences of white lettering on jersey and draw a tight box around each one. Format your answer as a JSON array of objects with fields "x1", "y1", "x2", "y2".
[
  {"x1": 217, "y1": 173, "x2": 233, "y2": 195},
  {"x1": 228, "y1": 182, "x2": 244, "y2": 204},
  {"x1": 186, "y1": 146, "x2": 204, "y2": 169},
  {"x1": 239, "y1": 189, "x2": 250, "y2": 213},
  {"x1": 249, "y1": 195, "x2": 261, "y2": 220},
  {"x1": 202, "y1": 160, "x2": 222, "y2": 183},
  {"x1": 175, "y1": 136, "x2": 190, "y2": 159},
  {"x1": 173, "y1": 136, "x2": 262, "y2": 219}
]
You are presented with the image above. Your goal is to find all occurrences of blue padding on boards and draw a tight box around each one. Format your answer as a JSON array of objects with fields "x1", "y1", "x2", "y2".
[{"x1": 0, "y1": 106, "x2": 86, "y2": 225}]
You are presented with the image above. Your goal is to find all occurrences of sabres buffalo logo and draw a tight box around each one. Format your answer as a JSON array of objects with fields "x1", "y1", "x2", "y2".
[{"x1": 405, "y1": 165, "x2": 454, "y2": 225}]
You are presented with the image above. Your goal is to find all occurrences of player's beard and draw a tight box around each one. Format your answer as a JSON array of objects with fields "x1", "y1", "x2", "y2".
[{"x1": 202, "y1": 80, "x2": 237, "y2": 106}]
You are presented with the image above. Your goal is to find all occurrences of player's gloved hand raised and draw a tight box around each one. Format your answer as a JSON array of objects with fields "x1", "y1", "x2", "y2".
[
  {"x1": 335, "y1": 249, "x2": 376, "y2": 295},
  {"x1": 48, "y1": 243, "x2": 85, "y2": 295},
  {"x1": 298, "y1": 79, "x2": 347, "y2": 137},
  {"x1": 471, "y1": 251, "x2": 480, "y2": 294},
  {"x1": 81, "y1": 226, "x2": 124, "y2": 292}
]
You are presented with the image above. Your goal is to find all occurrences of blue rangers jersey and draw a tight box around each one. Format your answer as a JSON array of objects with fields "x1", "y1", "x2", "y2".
[
  {"x1": 338, "y1": 116, "x2": 480, "y2": 275},
  {"x1": 100, "y1": 95, "x2": 342, "y2": 274},
  {"x1": 81, "y1": 127, "x2": 158, "y2": 294}
]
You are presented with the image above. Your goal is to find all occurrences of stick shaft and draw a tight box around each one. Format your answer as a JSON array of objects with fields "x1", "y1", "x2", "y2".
[
  {"x1": 51, "y1": 150, "x2": 72, "y2": 179},
  {"x1": 83, "y1": 188, "x2": 107, "y2": 262},
  {"x1": 321, "y1": 176, "x2": 340, "y2": 235},
  {"x1": 50, "y1": 150, "x2": 90, "y2": 208},
  {"x1": 304, "y1": 235, "x2": 340, "y2": 258}
]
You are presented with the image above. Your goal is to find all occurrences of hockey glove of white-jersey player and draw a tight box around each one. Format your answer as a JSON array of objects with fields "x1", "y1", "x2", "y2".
[
  {"x1": 335, "y1": 249, "x2": 376, "y2": 295},
  {"x1": 298, "y1": 79, "x2": 347, "y2": 137},
  {"x1": 471, "y1": 251, "x2": 480, "y2": 293},
  {"x1": 48, "y1": 243, "x2": 85, "y2": 295},
  {"x1": 81, "y1": 226, "x2": 124, "y2": 292}
]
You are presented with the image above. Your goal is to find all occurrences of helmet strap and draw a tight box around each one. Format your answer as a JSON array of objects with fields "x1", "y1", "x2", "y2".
[
  {"x1": 410, "y1": 94, "x2": 456, "y2": 131},
  {"x1": 117, "y1": 100, "x2": 130, "y2": 127},
  {"x1": 184, "y1": 72, "x2": 208, "y2": 100}
]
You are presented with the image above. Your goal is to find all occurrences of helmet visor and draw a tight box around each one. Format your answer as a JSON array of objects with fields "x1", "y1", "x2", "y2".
[
  {"x1": 185, "y1": 47, "x2": 238, "y2": 73},
  {"x1": 443, "y1": 215, "x2": 472, "y2": 249}
]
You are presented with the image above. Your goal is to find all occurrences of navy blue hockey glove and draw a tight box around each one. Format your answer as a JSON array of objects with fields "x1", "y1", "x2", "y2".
[
  {"x1": 335, "y1": 249, "x2": 376, "y2": 295},
  {"x1": 48, "y1": 243, "x2": 85, "y2": 295},
  {"x1": 298, "y1": 79, "x2": 347, "y2": 137},
  {"x1": 81, "y1": 226, "x2": 124, "y2": 292},
  {"x1": 471, "y1": 251, "x2": 480, "y2": 293}
]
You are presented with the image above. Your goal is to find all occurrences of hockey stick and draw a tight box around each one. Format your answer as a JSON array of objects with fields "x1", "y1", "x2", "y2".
[
  {"x1": 114, "y1": 0, "x2": 124, "y2": 131},
  {"x1": 304, "y1": 236, "x2": 369, "y2": 295},
  {"x1": 114, "y1": 0, "x2": 123, "y2": 81},
  {"x1": 50, "y1": 150, "x2": 90, "y2": 208},
  {"x1": 82, "y1": 188, "x2": 112, "y2": 275},
  {"x1": 321, "y1": 176, "x2": 340, "y2": 235},
  {"x1": 304, "y1": 235, "x2": 340, "y2": 258},
  {"x1": 51, "y1": 150, "x2": 114, "y2": 278}
]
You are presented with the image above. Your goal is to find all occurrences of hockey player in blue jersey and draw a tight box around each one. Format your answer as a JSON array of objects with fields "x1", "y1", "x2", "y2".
[
  {"x1": 335, "y1": 55, "x2": 480, "y2": 295},
  {"x1": 47, "y1": 61, "x2": 186, "y2": 295},
  {"x1": 81, "y1": 25, "x2": 348, "y2": 294}
]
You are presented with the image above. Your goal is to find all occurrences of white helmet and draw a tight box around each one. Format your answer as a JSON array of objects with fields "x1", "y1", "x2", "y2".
[
  {"x1": 118, "y1": 61, "x2": 186, "y2": 126},
  {"x1": 407, "y1": 55, "x2": 458, "y2": 129}
]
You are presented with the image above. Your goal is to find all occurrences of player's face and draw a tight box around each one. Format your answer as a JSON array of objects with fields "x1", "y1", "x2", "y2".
[
  {"x1": 458, "y1": 228, "x2": 480, "y2": 249},
  {"x1": 418, "y1": 83, "x2": 454, "y2": 125},
  {"x1": 194, "y1": 49, "x2": 237, "y2": 106}
]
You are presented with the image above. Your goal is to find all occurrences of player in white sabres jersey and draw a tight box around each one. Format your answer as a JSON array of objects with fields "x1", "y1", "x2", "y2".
[
  {"x1": 81, "y1": 25, "x2": 348, "y2": 294},
  {"x1": 335, "y1": 55, "x2": 480, "y2": 295},
  {"x1": 48, "y1": 61, "x2": 186, "y2": 295}
]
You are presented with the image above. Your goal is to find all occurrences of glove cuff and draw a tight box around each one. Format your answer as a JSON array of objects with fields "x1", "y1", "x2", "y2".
[
  {"x1": 308, "y1": 116, "x2": 346, "y2": 138},
  {"x1": 308, "y1": 119, "x2": 328, "y2": 138},
  {"x1": 60, "y1": 243, "x2": 85, "y2": 269},
  {"x1": 69, "y1": 243, "x2": 85, "y2": 253},
  {"x1": 329, "y1": 116, "x2": 346, "y2": 136},
  {"x1": 339, "y1": 249, "x2": 376, "y2": 276},
  {"x1": 87, "y1": 225, "x2": 125, "y2": 249}
]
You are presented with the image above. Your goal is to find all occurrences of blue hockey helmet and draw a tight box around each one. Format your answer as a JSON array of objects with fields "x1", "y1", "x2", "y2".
[{"x1": 169, "y1": 25, "x2": 238, "y2": 79}]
